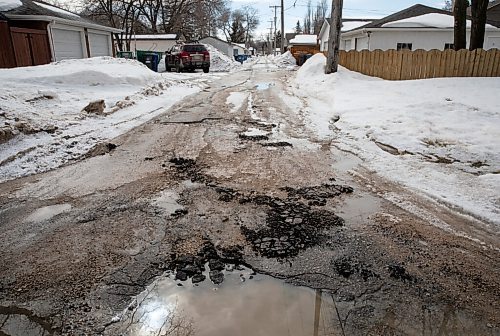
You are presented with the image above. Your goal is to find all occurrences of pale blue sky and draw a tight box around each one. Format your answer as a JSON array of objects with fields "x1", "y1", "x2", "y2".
[{"x1": 232, "y1": 0, "x2": 448, "y2": 38}]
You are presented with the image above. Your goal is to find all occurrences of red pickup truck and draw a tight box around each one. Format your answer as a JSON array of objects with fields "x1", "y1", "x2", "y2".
[{"x1": 165, "y1": 43, "x2": 211, "y2": 73}]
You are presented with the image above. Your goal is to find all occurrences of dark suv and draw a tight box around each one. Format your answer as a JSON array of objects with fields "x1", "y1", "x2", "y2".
[{"x1": 165, "y1": 44, "x2": 210, "y2": 73}]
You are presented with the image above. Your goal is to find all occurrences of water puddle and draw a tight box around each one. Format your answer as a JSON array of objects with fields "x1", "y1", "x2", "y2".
[
  {"x1": 151, "y1": 190, "x2": 184, "y2": 215},
  {"x1": 119, "y1": 269, "x2": 337, "y2": 336},
  {"x1": 255, "y1": 82, "x2": 274, "y2": 91},
  {"x1": 0, "y1": 306, "x2": 54, "y2": 336},
  {"x1": 241, "y1": 127, "x2": 269, "y2": 137},
  {"x1": 23, "y1": 203, "x2": 72, "y2": 223}
]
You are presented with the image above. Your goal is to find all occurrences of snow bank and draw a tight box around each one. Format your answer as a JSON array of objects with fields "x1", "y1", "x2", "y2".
[
  {"x1": 0, "y1": 0, "x2": 21, "y2": 11},
  {"x1": 273, "y1": 51, "x2": 297, "y2": 68},
  {"x1": 293, "y1": 53, "x2": 500, "y2": 225},
  {"x1": 0, "y1": 57, "x2": 205, "y2": 181},
  {"x1": 205, "y1": 45, "x2": 241, "y2": 72},
  {"x1": 0, "y1": 57, "x2": 158, "y2": 86}
]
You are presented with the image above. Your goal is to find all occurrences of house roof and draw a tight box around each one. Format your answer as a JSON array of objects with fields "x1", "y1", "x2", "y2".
[
  {"x1": 289, "y1": 34, "x2": 317, "y2": 45},
  {"x1": 489, "y1": 0, "x2": 500, "y2": 9},
  {"x1": 348, "y1": 4, "x2": 454, "y2": 31},
  {"x1": 0, "y1": 12, "x2": 9, "y2": 20},
  {"x1": 1, "y1": 0, "x2": 121, "y2": 32},
  {"x1": 200, "y1": 36, "x2": 232, "y2": 47},
  {"x1": 133, "y1": 34, "x2": 179, "y2": 40}
]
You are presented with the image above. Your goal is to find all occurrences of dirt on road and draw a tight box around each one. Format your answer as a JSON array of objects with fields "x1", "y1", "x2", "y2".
[{"x1": 0, "y1": 59, "x2": 499, "y2": 336}]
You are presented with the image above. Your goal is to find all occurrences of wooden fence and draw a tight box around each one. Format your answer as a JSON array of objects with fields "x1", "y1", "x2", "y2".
[{"x1": 338, "y1": 49, "x2": 500, "y2": 80}]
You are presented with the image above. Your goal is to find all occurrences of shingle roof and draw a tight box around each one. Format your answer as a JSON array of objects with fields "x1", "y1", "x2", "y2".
[
  {"x1": 349, "y1": 4, "x2": 453, "y2": 31},
  {"x1": 1, "y1": 0, "x2": 119, "y2": 31},
  {"x1": 489, "y1": 0, "x2": 500, "y2": 9}
]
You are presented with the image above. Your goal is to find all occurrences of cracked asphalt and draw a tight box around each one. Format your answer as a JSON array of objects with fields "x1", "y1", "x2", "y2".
[{"x1": 0, "y1": 59, "x2": 499, "y2": 336}]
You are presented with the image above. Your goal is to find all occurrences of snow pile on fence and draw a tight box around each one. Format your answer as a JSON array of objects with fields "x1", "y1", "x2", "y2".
[
  {"x1": 273, "y1": 51, "x2": 297, "y2": 68},
  {"x1": 205, "y1": 45, "x2": 241, "y2": 72},
  {"x1": 293, "y1": 53, "x2": 500, "y2": 225},
  {"x1": 0, "y1": 57, "x2": 202, "y2": 181}
]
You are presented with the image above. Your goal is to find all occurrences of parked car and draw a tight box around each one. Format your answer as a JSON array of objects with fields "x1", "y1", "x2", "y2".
[{"x1": 165, "y1": 43, "x2": 210, "y2": 73}]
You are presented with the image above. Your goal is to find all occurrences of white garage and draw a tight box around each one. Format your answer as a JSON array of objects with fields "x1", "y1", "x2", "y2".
[
  {"x1": 88, "y1": 31, "x2": 112, "y2": 57},
  {"x1": 3, "y1": 0, "x2": 121, "y2": 64},
  {"x1": 51, "y1": 25, "x2": 85, "y2": 60}
]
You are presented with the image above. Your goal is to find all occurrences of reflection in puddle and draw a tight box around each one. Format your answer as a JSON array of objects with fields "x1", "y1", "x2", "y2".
[
  {"x1": 23, "y1": 203, "x2": 72, "y2": 223},
  {"x1": 256, "y1": 83, "x2": 274, "y2": 91},
  {"x1": 120, "y1": 269, "x2": 337, "y2": 336}
]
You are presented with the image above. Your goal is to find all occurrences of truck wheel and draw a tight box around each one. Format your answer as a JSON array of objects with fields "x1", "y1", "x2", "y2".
[
  {"x1": 166, "y1": 65, "x2": 171, "y2": 72},
  {"x1": 203, "y1": 67, "x2": 210, "y2": 73}
]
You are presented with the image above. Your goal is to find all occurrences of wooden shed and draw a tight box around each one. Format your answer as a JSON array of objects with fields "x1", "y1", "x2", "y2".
[{"x1": 0, "y1": 13, "x2": 16, "y2": 68}]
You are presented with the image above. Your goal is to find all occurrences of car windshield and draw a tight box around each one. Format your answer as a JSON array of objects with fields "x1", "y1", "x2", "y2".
[{"x1": 183, "y1": 45, "x2": 207, "y2": 52}]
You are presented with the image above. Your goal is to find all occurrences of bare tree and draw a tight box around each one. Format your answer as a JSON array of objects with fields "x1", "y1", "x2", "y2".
[
  {"x1": 303, "y1": 0, "x2": 312, "y2": 34},
  {"x1": 443, "y1": 0, "x2": 453, "y2": 11},
  {"x1": 242, "y1": 5, "x2": 259, "y2": 47},
  {"x1": 453, "y1": 0, "x2": 469, "y2": 50},
  {"x1": 469, "y1": 0, "x2": 490, "y2": 50}
]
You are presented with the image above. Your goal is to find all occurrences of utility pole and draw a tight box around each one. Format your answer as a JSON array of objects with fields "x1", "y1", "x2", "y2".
[
  {"x1": 268, "y1": 20, "x2": 274, "y2": 55},
  {"x1": 270, "y1": 5, "x2": 280, "y2": 55},
  {"x1": 325, "y1": 0, "x2": 343, "y2": 74},
  {"x1": 280, "y1": 0, "x2": 285, "y2": 53}
]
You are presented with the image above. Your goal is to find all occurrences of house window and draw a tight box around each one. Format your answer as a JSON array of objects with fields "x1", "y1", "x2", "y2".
[
  {"x1": 444, "y1": 43, "x2": 454, "y2": 50},
  {"x1": 345, "y1": 39, "x2": 352, "y2": 50},
  {"x1": 397, "y1": 43, "x2": 412, "y2": 51}
]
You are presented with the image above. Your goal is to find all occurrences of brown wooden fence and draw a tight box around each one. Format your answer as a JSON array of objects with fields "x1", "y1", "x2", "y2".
[{"x1": 338, "y1": 49, "x2": 500, "y2": 80}]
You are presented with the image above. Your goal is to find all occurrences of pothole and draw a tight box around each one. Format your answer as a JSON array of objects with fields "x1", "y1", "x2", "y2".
[{"x1": 113, "y1": 268, "x2": 337, "y2": 336}]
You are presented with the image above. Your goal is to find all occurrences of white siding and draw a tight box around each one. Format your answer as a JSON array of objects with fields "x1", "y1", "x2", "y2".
[
  {"x1": 343, "y1": 30, "x2": 500, "y2": 51},
  {"x1": 132, "y1": 40, "x2": 177, "y2": 52},
  {"x1": 486, "y1": 36, "x2": 500, "y2": 49},
  {"x1": 200, "y1": 37, "x2": 233, "y2": 58},
  {"x1": 51, "y1": 27, "x2": 85, "y2": 60},
  {"x1": 88, "y1": 32, "x2": 111, "y2": 57},
  {"x1": 368, "y1": 30, "x2": 455, "y2": 50}
]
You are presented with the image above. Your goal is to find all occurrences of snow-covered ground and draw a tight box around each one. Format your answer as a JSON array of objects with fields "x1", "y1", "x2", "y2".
[
  {"x1": 292, "y1": 53, "x2": 500, "y2": 226},
  {"x1": 0, "y1": 57, "x2": 220, "y2": 182}
]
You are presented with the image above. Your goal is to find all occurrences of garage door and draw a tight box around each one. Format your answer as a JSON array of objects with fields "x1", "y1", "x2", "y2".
[
  {"x1": 486, "y1": 36, "x2": 500, "y2": 50},
  {"x1": 89, "y1": 33, "x2": 111, "y2": 57},
  {"x1": 52, "y1": 28, "x2": 84, "y2": 60}
]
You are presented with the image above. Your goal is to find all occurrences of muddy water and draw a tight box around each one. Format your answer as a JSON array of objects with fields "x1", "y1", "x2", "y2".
[
  {"x1": 23, "y1": 203, "x2": 72, "y2": 223},
  {"x1": 122, "y1": 269, "x2": 339, "y2": 336}
]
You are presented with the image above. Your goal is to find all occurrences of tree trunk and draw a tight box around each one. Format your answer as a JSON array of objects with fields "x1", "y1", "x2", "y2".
[
  {"x1": 325, "y1": 0, "x2": 343, "y2": 74},
  {"x1": 470, "y1": 0, "x2": 489, "y2": 50},
  {"x1": 453, "y1": 0, "x2": 467, "y2": 50}
]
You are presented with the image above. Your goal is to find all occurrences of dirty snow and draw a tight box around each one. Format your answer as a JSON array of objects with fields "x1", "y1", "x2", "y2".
[
  {"x1": 292, "y1": 53, "x2": 500, "y2": 226},
  {"x1": 205, "y1": 45, "x2": 241, "y2": 72},
  {"x1": 0, "y1": 0, "x2": 21, "y2": 11},
  {"x1": 272, "y1": 51, "x2": 297, "y2": 68},
  {"x1": 0, "y1": 57, "x2": 207, "y2": 182}
]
